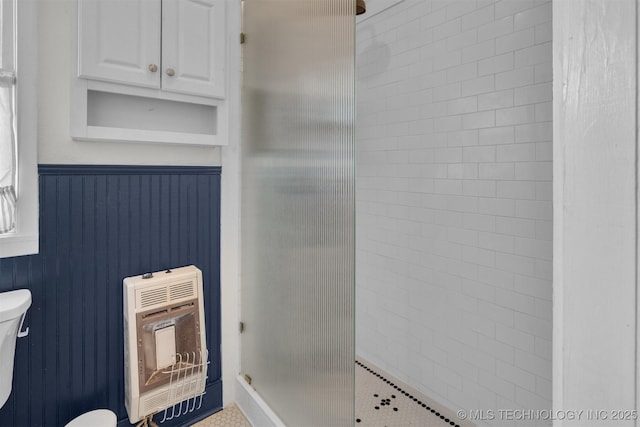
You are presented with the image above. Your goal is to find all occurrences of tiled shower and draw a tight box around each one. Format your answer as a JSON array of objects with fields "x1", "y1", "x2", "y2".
[{"x1": 355, "y1": 0, "x2": 552, "y2": 424}]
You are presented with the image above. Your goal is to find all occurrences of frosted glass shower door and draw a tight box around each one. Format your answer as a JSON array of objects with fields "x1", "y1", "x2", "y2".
[{"x1": 240, "y1": 0, "x2": 355, "y2": 425}]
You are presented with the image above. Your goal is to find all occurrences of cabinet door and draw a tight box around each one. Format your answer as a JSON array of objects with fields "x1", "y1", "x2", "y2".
[
  {"x1": 161, "y1": 0, "x2": 226, "y2": 98},
  {"x1": 78, "y1": 0, "x2": 161, "y2": 88}
]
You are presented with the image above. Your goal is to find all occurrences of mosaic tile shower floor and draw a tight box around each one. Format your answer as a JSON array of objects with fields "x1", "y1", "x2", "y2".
[
  {"x1": 354, "y1": 360, "x2": 465, "y2": 427},
  {"x1": 194, "y1": 360, "x2": 467, "y2": 426}
]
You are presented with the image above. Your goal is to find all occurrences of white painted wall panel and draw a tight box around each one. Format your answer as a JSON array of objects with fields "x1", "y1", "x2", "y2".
[{"x1": 553, "y1": 1, "x2": 637, "y2": 425}]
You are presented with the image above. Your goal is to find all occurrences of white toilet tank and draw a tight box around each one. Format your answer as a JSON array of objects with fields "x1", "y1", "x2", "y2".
[{"x1": 0, "y1": 289, "x2": 31, "y2": 409}]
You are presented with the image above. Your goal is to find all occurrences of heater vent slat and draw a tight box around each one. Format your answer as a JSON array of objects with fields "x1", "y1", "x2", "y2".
[
  {"x1": 139, "y1": 288, "x2": 168, "y2": 308},
  {"x1": 169, "y1": 281, "x2": 196, "y2": 301}
]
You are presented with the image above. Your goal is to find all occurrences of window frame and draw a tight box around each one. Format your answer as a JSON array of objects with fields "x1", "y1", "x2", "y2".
[{"x1": 0, "y1": 0, "x2": 38, "y2": 259}]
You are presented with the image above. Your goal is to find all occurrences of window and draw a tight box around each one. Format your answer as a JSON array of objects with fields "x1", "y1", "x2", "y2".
[{"x1": 0, "y1": 0, "x2": 37, "y2": 258}]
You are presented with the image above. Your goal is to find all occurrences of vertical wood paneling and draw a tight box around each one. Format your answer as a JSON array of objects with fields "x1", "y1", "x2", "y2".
[{"x1": 0, "y1": 165, "x2": 222, "y2": 427}]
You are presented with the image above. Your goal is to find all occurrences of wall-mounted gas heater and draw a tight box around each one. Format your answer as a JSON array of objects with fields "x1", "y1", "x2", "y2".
[{"x1": 124, "y1": 266, "x2": 208, "y2": 426}]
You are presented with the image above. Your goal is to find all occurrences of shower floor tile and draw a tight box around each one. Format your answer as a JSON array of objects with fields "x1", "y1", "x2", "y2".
[{"x1": 355, "y1": 359, "x2": 470, "y2": 427}]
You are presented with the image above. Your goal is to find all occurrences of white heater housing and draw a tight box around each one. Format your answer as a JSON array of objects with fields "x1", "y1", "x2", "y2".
[{"x1": 123, "y1": 266, "x2": 208, "y2": 424}]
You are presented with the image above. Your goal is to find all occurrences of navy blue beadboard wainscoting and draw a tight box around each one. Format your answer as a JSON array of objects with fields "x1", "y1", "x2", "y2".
[{"x1": 0, "y1": 165, "x2": 222, "y2": 427}]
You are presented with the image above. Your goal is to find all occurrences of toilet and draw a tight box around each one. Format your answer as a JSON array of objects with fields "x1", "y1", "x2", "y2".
[
  {"x1": 65, "y1": 409, "x2": 117, "y2": 427},
  {"x1": 0, "y1": 289, "x2": 32, "y2": 409},
  {"x1": 0, "y1": 289, "x2": 116, "y2": 427}
]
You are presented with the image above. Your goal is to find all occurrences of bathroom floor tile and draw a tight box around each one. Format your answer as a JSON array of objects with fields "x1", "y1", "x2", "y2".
[{"x1": 192, "y1": 403, "x2": 252, "y2": 427}]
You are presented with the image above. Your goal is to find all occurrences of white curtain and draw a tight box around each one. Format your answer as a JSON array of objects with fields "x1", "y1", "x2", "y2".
[{"x1": 0, "y1": 70, "x2": 16, "y2": 234}]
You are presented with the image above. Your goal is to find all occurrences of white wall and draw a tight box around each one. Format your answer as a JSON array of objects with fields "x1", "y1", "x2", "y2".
[
  {"x1": 553, "y1": 1, "x2": 638, "y2": 426},
  {"x1": 356, "y1": 0, "x2": 552, "y2": 424},
  {"x1": 37, "y1": 0, "x2": 221, "y2": 165}
]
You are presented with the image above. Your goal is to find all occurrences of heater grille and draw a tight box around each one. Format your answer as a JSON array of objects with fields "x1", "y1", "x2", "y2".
[
  {"x1": 170, "y1": 281, "x2": 195, "y2": 301},
  {"x1": 141, "y1": 390, "x2": 170, "y2": 414},
  {"x1": 136, "y1": 280, "x2": 197, "y2": 310},
  {"x1": 139, "y1": 288, "x2": 167, "y2": 308}
]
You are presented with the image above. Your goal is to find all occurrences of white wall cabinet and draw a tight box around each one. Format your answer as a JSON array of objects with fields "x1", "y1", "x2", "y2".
[
  {"x1": 162, "y1": 0, "x2": 226, "y2": 98},
  {"x1": 79, "y1": 0, "x2": 226, "y2": 98},
  {"x1": 78, "y1": 0, "x2": 161, "y2": 89},
  {"x1": 73, "y1": 0, "x2": 227, "y2": 146}
]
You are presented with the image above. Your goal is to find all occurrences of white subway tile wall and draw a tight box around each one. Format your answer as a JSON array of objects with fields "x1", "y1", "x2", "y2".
[{"x1": 356, "y1": 0, "x2": 552, "y2": 425}]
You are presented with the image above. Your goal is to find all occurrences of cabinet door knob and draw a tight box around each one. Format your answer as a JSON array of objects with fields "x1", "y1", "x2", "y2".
[
  {"x1": 148, "y1": 64, "x2": 158, "y2": 72},
  {"x1": 166, "y1": 68, "x2": 175, "y2": 77}
]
